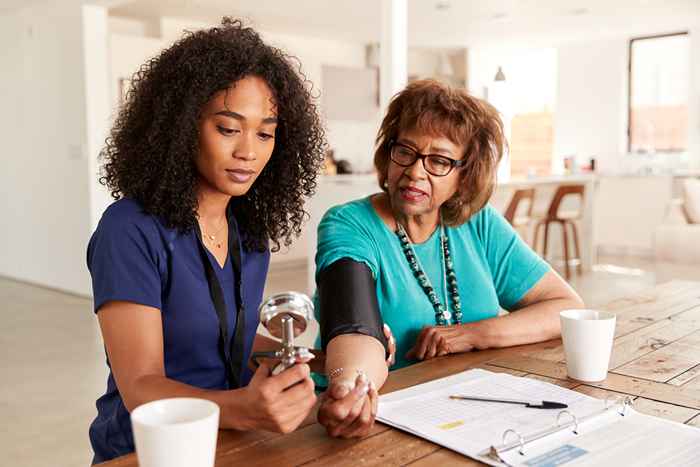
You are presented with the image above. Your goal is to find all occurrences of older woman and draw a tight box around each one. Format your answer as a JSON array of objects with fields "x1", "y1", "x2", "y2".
[{"x1": 315, "y1": 79, "x2": 583, "y2": 437}]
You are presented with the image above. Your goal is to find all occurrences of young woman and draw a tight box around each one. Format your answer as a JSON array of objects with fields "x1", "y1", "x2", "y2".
[{"x1": 87, "y1": 19, "x2": 326, "y2": 463}]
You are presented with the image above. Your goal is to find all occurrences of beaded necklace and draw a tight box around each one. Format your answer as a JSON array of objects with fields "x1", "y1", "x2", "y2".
[{"x1": 395, "y1": 218, "x2": 462, "y2": 326}]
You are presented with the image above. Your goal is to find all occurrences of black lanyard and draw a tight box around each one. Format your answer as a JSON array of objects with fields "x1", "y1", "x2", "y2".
[{"x1": 195, "y1": 208, "x2": 247, "y2": 389}]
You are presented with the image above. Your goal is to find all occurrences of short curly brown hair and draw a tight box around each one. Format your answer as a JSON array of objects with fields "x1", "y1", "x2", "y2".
[
  {"x1": 100, "y1": 18, "x2": 326, "y2": 252},
  {"x1": 374, "y1": 79, "x2": 505, "y2": 226}
]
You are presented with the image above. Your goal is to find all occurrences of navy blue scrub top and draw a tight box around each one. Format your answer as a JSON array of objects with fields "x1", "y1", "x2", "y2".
[{"x1": 87, "y1": 198, "x2": 269, "y2": 463}]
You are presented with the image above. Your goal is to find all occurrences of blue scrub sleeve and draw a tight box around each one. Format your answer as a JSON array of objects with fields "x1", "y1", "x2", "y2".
[{"x1": 87, "y1": 217, "x2": 163, "y2": 313}]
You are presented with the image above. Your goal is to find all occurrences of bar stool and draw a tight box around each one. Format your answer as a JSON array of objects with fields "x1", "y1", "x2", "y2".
[
  {"x1": 504, "y1": 188, "x2": 535, "y2": 244},
  {"x1": 533, "y1": 184, "x2": 585, "y2": 280}
]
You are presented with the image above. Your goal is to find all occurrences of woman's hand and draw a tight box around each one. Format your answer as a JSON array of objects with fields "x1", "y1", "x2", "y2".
[
  {"x1": 315, "y1": 324, "x2": 393, "y2": 437},
  {"x1": 233, "y1": 361, "x2": 317, "y2": 434},
  {"x1": 405, "y1": 324, "x2": 478, "y2": 361},
  {"x1": 317, "y1": 372, "x2": 378, "y2": 438}
]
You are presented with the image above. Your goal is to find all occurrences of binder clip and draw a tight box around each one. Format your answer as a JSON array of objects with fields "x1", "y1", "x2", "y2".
[{"x1": 251, "y1": 291, "x2": 314, "y2": 375}]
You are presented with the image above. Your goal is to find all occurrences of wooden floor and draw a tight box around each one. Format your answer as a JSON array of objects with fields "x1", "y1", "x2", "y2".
[{"x1": 1, "y1": 256, "x2": 699, "y2": 466}]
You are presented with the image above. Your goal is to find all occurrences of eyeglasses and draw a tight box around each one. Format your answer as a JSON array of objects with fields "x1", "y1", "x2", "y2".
[{"x1": 389, "y1": 141, "x2": 466, "y2": 177}]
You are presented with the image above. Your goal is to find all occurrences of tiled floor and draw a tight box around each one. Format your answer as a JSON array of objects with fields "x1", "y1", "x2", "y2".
[{"x1": 2, "y1": 255, "x2": 699, "y2": 466}]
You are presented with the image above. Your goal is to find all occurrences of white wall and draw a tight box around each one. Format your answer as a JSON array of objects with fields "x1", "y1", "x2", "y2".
[
  {"x1": 263, "y1": 29, "x2": 378, "y2": 177},
  {"x1": 83, "y1": 5, "x2": 112, "y2": 233},
  {"x1": 108, "y1": 15, "x2": 160, "y2": 38},
  {"x1": 0, "y1": 1, "x2": 93, "y2": 295},
  {"x1": 468, "y1": 46, "x2": 558, "y2": 112},
  {"x1": 689, "y1": 23, "x2": 700, "y2": 168},
  {"x1": 109, "y1": 33, "x2": 164, "y2": 110},
  {"x1": 554, "y1": 38, "x2": 628, "y2": 174}
]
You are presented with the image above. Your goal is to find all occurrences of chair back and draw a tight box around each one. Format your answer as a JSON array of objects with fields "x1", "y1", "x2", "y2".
[
  {"x1": 504, "y1": 188, "x2": 535, "y2": 225},
  {"x1": 547, "y1": 184, "x2": 585, "y2": 219}
]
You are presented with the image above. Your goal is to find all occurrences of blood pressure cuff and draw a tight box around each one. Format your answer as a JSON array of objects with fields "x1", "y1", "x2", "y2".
[{"x1": 317, "y1": 258, "x2": 389, "y2": 357}]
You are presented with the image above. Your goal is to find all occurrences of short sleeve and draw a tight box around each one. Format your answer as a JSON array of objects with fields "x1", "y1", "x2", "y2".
[
  {"x1": 315, "y1": 204, "x2": 380, "y2": 281},
  {"x1": 87, "y1": 208, "x2": 163, "y2": 313},
  {"x1": 477, "y1": 205, "x2": 550, "y2": 310}
]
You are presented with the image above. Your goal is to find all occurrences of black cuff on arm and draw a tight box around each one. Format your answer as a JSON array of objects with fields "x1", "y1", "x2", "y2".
[{"x1": 317, "y1": 258, "x2": 389, "y2": 357}]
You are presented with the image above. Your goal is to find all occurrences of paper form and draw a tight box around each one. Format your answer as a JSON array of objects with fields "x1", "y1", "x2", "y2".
[
  {"x1": 378, "y1": 369, "x2": 700, "y2": 466},
  {"x1": 378, "y1": 370, "x2": 603, "y2": 464}
]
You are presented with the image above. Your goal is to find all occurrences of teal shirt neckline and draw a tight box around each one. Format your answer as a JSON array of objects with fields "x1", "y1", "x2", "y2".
[{"x1": 315, "y1": 195, "x2": 550, "y2": 371}]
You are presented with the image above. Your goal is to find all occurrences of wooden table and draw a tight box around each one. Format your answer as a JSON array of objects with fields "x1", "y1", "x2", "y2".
[{"x1": 101, "y1": 280, "x2": 700, "y2": 466}]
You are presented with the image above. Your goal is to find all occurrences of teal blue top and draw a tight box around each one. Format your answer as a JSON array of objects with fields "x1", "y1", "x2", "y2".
[{"x1": 315, "y1": 195, "x2": 550, "y2": 371}]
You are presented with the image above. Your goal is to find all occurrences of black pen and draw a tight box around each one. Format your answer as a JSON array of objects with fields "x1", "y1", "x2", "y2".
[{"x1": 449, "y1": 395, "x2": 568, "y2": 409}]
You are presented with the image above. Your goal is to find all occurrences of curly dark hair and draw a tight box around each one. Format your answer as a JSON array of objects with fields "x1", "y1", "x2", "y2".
[{"x1": 100, "y1": 18, "x2": 326, "y2": 252}]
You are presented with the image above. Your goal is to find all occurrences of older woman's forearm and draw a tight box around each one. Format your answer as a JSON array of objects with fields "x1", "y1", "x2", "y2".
[
  {"x1": 325, "y1": 334, "x2": 388, "y2": 389},
  {"x1": 469, "y1": 296, "x2": 584, "y2": 349}
]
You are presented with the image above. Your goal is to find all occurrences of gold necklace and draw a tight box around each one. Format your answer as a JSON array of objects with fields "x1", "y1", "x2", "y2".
[{"x1": 201, "y1": 217, "x2": 227, "y2": 249}]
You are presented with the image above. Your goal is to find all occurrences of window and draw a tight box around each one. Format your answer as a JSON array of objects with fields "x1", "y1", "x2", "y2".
[{"x1": 628, "y1": 32, "x2": 689, "y2": 154}]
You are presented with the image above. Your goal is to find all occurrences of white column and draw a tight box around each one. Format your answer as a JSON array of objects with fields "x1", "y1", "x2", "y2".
[
  {"x1": 380, "y1": 0, "x2": 407, "y2": 113},
  {"x1": 82, "y1": 4, "x2": 112, "y2": 232}
]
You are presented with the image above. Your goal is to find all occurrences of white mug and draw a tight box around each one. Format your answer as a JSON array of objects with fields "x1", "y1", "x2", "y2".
[
  {"x1": 560, "y1": 309, "x2": 616, "y2": 383},
  {"x1": 131, "y1": 398, "x2": 219, "y2": 467}
]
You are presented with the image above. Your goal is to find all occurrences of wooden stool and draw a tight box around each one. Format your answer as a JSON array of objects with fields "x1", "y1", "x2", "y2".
[
  {"x1": 533, "y1": 184, "x2": 584, "y2": 280},
  {"x1": 504, "y1": 188, "x2": 535, "y2": 244}
]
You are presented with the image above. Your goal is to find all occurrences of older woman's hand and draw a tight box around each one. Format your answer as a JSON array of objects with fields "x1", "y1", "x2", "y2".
[
  {"x1": 317, "y1": 372, "x2": 378, "y2": 438},
  {"x1": 405, "y1": 324, "x2": 479, "y2": 361}
]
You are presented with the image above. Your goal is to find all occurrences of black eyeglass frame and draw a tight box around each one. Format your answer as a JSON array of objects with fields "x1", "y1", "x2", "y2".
[{"x1": 388, "y1": 140, "x2": 467, "y2": 177}]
